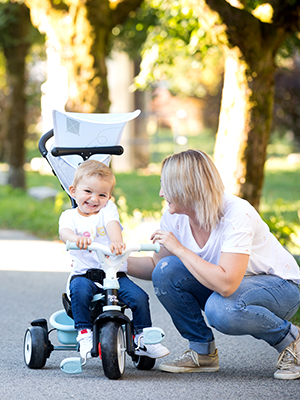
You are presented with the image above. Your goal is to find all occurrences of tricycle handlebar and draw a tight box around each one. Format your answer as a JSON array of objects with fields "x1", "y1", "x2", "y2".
[
  {"x1": 66, "y1": 241, "x2": 160, "y2": 255},
  {"x1": 139, "y1": 243, "x2": 160, "y2": 252},
  {"x1": 66, "y1": 240, "x2": 160, "y2": 272}
]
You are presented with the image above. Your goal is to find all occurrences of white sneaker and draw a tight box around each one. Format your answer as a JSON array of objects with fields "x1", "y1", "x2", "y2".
[
  {"x1": 134, "y1": 334, "x2": 169, "y2": 359},
  {"x1": 274, "y1": 328, "x2": 300, "y2": 380},
  {"x1": 77, "y1": 329, "x2": 93, "y2": 359}
]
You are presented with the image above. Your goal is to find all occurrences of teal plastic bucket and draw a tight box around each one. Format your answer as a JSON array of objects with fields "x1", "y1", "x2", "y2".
[{"x1": 49, "y1": 310, "x2": 77, "y2": 345}]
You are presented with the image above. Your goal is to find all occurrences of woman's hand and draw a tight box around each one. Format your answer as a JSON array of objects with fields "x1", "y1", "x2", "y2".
[{"x1": 151, "y1": 229, "x2": 182, "y2": 255}]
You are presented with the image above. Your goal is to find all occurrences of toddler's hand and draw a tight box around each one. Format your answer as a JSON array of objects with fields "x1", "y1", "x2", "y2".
[
  {"x1": 109, "y1": 242, "x2": 126, "y2": 256},
  {"x1": 76, "y1": 236, "x2": 91, "y2": 250}
]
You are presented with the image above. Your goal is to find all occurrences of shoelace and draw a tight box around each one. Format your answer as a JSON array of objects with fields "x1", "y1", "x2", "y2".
[
  {"x1": 175, "y1": 350, "x2": 200, "y2": 366},
  {"x1": 276, "y1": 347, "x2": 299, "y2": 370}
]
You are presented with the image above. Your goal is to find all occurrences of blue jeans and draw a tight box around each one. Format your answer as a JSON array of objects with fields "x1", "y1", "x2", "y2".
[
  {"x1": 70, "y1": 274, "x2": 152, "y2": 332},
  {"x1": 152, "y1": 256, "x2": 300, "y2": 354}
]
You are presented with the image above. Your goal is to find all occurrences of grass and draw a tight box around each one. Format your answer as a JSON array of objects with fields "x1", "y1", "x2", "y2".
[{"x1": 1, "y1": 156, "x2": 300, "y2": 245}]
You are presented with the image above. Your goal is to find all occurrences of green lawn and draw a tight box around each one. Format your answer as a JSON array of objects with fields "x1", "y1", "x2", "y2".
[{"x1": 1, "y1": 154, "x2": 300, "y2": 245}]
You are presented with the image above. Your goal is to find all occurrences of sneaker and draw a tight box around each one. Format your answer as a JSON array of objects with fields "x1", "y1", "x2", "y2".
[
  {"x1": 134, "y1": 335, "x2": 170, "y2": 359},
  {"x1": 159, "y1": 349, "x2": 219, "y2": 373},
  {"x1": 274, "y1": 329, "x2": 300, "y2": 380},
  {"x1": 77, "y1": 329, "x2": 93, "y2": 359}
]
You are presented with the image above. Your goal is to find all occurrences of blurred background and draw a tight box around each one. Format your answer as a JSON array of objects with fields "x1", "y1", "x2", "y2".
[{"x1": 0, "y1": 0, "x2": 299, "y2": 256}]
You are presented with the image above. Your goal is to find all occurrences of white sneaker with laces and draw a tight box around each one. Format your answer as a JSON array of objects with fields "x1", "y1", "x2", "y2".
[
  {"x1": 134, "y1": 334, "x2": 169, "y2": 359},
  {"x1": 77, "y1": 329, "x2": 93, "y2": 359},
  {"x1": 274, "y1": 328, "x2": 300, "y2": 380}
]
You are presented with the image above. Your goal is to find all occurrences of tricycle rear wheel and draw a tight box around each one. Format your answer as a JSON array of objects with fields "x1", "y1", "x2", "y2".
[
  {"x1": 24, "y1": 326, "x2": 48, "y2": 369},
  {"x1": 133, "y1": 355, "x2": 156, "y2": 370}
]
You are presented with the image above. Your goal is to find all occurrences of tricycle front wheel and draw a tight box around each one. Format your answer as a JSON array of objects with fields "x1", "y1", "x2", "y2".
[{"x1": 101, "y1": 321, "x2": 126, "y2": 379}]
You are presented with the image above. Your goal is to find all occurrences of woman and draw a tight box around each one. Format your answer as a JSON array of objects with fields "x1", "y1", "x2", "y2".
[{"x1": 127, "y1": 149, "x2": 300, "y2": 380}]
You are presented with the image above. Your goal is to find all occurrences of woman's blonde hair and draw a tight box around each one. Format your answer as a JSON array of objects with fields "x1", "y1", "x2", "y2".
[
  {"x1": 161, "y1": 149, "x2": 224, "y2": 231},
  {"x1": 72, "y1": 159, "x2": 116, "y2": 193}
]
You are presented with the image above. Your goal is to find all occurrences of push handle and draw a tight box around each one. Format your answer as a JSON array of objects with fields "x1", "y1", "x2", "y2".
[
  {"x1": 38, "y1": 129, "x2": 54, "y2": 157},
  {"x1": 51, "y1": 145, "x2": 124, "y2": 160}
]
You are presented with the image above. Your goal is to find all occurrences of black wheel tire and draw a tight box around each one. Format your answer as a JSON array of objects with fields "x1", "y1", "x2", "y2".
[
  {"x1": 133, "y1": 355, "x2": 156, "y2": 370},
  {"x1": 24, "y1": 326, "x2": 48, "y2": 369},
  {"x1": 101, "y1": 321, "x2": 126, "y2": 379}
]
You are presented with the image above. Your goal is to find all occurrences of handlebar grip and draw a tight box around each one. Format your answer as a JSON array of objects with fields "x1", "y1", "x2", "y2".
[
  {"x1": 66, "y1": 241, "x2": 80, "y2": 251},
  {"x1": 139, "y1": 243, "x2": 160, "y2": 253}
]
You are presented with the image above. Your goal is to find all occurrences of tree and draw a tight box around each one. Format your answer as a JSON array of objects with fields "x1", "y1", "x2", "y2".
[
  {"x1": 26, "y1": 0, "x2": 145, "y2": 113},
  {"x1": 200, "y1": 0, "x2": 300, "y2": 210},
  {"x1": 132, "y1": 0, "x2": 300, "y2": 210},
  {"x1": 273, "y1": 54, "x2": 300, "y2": 150},
  {"x1": 0, "y1": 1, "x2": 41, "y2": 188}
]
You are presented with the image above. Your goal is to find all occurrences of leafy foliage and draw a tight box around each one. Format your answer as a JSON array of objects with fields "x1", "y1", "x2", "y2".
[
  {"x1": 263, "y1": 214, "x2": 297, "y2": 249},
  {"x1": 111, "y1": 2, "x2": 158, "y2": 59},
  {"x1": 0, "y1": 1, "x2": 42, "y2": 48},
  {"x1": 113, "y1": 0, "x2": 223, "y2": 96}
]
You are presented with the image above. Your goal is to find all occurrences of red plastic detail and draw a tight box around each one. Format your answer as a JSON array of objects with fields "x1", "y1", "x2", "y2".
[{"x1": 98, "y1": 342, "x2": 102, "y2": 359}]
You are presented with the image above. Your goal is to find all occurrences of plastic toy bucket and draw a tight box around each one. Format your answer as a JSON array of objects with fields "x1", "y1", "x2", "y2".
[{"x1": 49, "y1": 310, "x2": 77, "y2": 345}]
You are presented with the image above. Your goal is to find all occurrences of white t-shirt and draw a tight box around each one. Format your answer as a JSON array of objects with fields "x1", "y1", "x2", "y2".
[
  {"x1": 160, "y1": 193, "x2": 300, "y2": 284},
  {"x1": 59, "y1": 200, "x2": 127, "y2": 276}
]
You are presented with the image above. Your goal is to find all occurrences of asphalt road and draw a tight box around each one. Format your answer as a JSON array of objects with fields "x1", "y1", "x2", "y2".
[{"x1": 1, "y1": 230, "x2": 299, "y2": 400}]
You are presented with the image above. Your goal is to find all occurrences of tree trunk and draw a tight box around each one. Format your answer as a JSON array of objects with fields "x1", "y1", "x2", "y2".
[
  {"x1": 27, "y1": 0, "x2": 144, "y2": 114},
  {"x1": 133, "y1": 58, "x2": 150, "y2": 168},
  {"x1": 214, "y1": 46, "x2": 275, "y2": 210},
  {"x1": 85, "y1": 0, "x2": 111, "y2": 113},
  {"x1": 3, "y1": 4, "x2": 32, "y2": 189},
  {"x1": 198, "y1": 0, "x2": 297, "y2": 211}
]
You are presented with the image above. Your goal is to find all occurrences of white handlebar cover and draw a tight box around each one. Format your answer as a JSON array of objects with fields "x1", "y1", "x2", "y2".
[{"x1": 65, "y1": 241, "x2": 160, "y2": 272}]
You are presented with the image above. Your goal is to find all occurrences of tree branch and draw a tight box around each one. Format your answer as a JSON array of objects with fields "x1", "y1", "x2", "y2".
[
  {"x1": 204, "y1": 0, "x2": 263, "y2": 52},
  {"x1": 270, "y1": 0, "x2": 300, "y2": 33},
  {"x1": 112, "y1": 0, "x2": 144, "y2": 27},
  {"x1": 204, "y1": 0, "x2": 300, "y2": 57}
]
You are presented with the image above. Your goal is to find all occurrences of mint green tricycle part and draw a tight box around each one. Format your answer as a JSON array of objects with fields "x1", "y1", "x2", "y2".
[
  {"x1": 60, "y1": 357, "x2": 82, "y2": 374},
  {"x1": 143, "y1": 327, "x2": 165, "y2": 345},
  {"x1": 49, "y1": 310, "x2": 77, "y2": 345},
  {"x1": 139, "y1": 243, "x2": 160, "y2": 253}
]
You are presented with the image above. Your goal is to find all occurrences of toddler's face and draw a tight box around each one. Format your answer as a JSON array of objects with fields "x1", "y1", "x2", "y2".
[{"x1": 70, "y1": 176, "x2": 112, "y2": 216}]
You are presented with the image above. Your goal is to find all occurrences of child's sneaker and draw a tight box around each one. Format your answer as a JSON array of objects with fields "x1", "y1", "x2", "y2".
[
  {"x1": 134, "y1": 334, "x2": 169, "y2": 359},
  {"x1": 77, "y1": 329, "x2": 93, "y2": 359}
]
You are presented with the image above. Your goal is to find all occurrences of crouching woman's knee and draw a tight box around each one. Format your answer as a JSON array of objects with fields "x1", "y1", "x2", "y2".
[
  {"x1": 205, "y1": 292, "x2": 239, "y2": 334},
  {"x1": 152, "y1": 256, "x2": 183, "y2": 295}
]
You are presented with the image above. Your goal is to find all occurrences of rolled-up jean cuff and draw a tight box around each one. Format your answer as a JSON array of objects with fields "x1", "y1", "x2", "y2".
[
  {"x1": 189, "y1": 340, "x2": 216, "y2": 355},
  {"x1": 274, "y1": 324, "x2": 299, "y2": 353}
]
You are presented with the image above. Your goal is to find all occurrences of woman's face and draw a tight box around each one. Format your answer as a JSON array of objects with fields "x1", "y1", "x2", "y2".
[{"x1": 159, "y1": 184, "x2": 184, "y2": 215}]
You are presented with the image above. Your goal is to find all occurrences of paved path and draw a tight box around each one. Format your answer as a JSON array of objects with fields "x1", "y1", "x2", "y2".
[{"x1": 1, "y1": 229, "x2": 299, "y2": 400}]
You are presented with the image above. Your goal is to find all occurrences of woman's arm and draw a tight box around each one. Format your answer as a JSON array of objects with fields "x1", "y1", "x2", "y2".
[
  {"x1": 127, "y1": 246, "x2": 172, "y2": 280},
  {"x1": 178, "y1": 249, "x2": 249, "y2": 297},
  {"x1": 152, "y1": 229, "x2": 249, "y2": 297}
]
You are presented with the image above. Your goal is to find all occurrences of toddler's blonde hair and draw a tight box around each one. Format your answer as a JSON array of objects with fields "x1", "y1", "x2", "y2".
[{"x1": 72, "y1": 159, "x2": 116, "y2": 194}]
